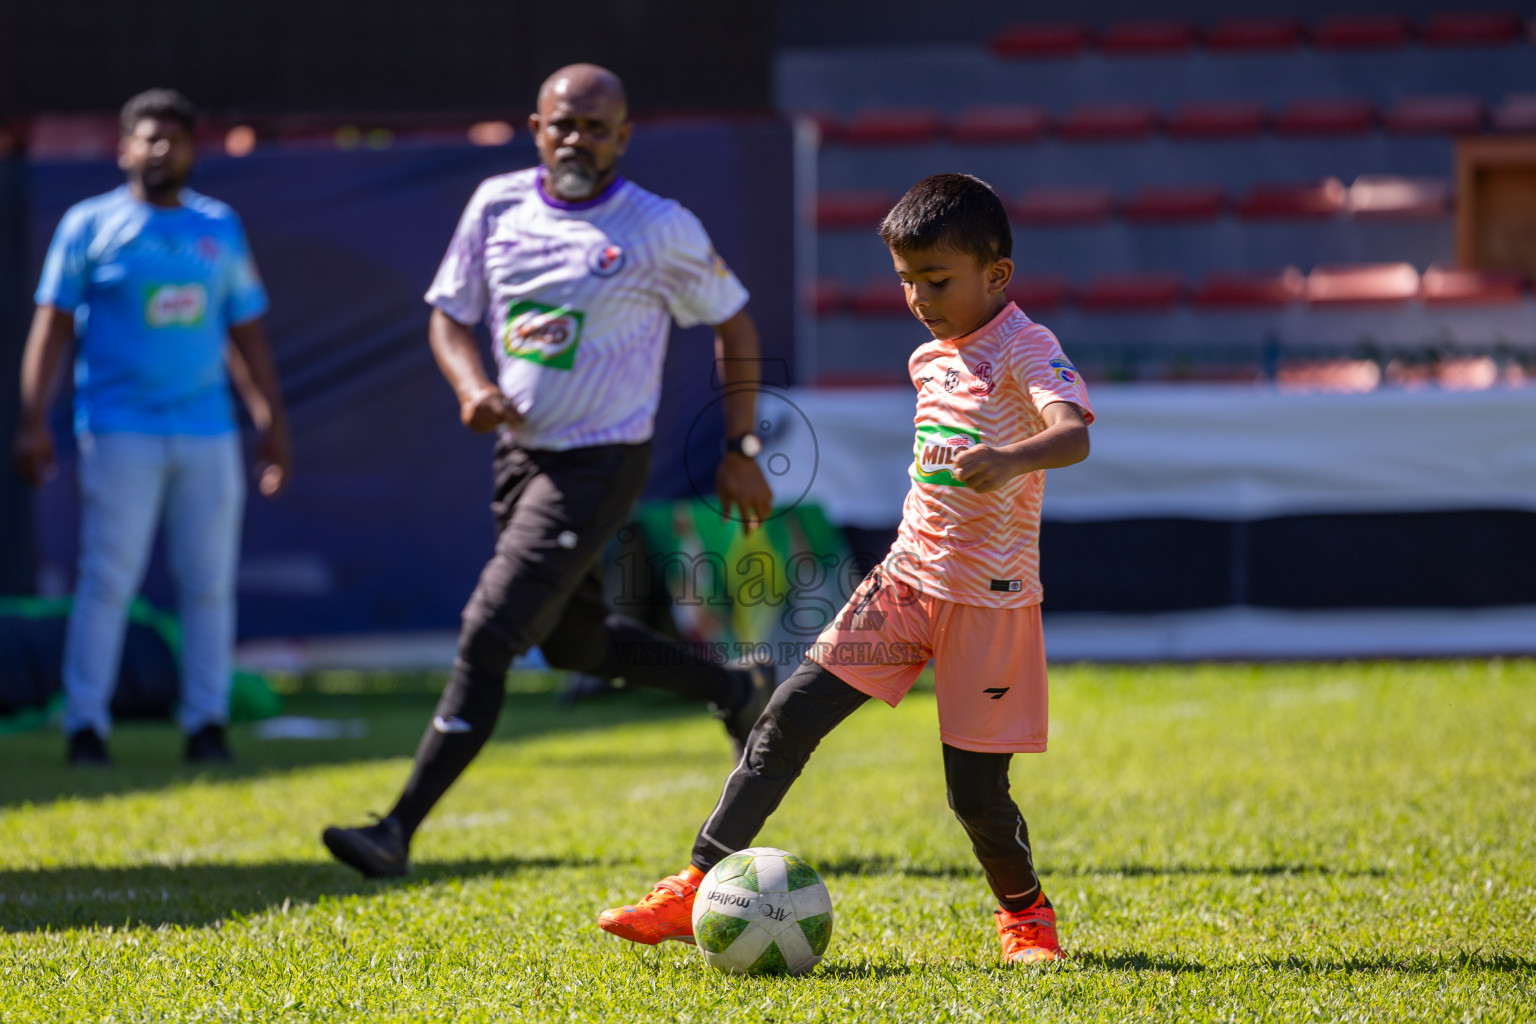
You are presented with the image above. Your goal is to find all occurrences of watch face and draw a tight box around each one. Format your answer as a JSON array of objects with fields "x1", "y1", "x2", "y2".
[{"x1": 740, "y1": 434, "x2": 763, "y2": 458}]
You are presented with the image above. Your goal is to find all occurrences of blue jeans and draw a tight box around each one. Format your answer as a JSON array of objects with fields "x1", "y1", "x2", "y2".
[{"x1": 62, "y1": 432, "x2": 245, "y2": 737}]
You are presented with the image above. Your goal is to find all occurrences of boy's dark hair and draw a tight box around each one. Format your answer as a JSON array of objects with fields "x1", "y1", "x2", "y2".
[
  {"x1": 120, "y1": 89, "x2": 197, "y2": 137},
  {"x1": 879, "y1": 173, "x2": 1012, "y2": 264}
]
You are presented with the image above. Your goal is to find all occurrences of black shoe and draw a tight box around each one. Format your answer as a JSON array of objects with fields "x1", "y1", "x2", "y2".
[
  {"x1": 185, "y1": 724, "x2": 233, "y2": 763},
  {"x1": 66, "y1": 728, "x2": 112, "y2": 766},
  {"x1": 713, "y1": 654, "x2": 778, "y2": 760},
  {"x1": 322, "y1": 816, "x2": 410, "y2": 879}
]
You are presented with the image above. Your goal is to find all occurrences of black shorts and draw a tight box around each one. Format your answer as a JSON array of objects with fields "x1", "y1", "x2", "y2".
[{"x1": 461, "y1": 435, "x2": 650, "y2": 656}]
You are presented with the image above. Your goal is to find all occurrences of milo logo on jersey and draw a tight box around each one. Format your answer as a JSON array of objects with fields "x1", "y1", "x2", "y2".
[
  {"x1": 504, "y1": 300, "x2": 585, "y2": 370},
  {"x1": 913, "y1": 423, "x2": 980, "y2": 487},
  {"x1": 143, "y1": 283, "x2": 208, "y2": 327}
]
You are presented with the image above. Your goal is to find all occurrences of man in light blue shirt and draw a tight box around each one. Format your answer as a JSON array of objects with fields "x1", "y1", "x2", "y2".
[{"x1": 12, "y1": 89, "x2": 291, "y2": 765}]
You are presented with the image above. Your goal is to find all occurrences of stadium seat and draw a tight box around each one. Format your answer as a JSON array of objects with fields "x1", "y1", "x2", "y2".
[
  {"x1": 1166, "y1": 101, "x2": 1268, "y2": 139},
  {"x1": 840, "y1": 109, "x2": 944, "y2": 146},
  {"x1": 1192, "y1": 269, "x2": 1305, "y2": 308},
  {"x1": 989, "y1": 22, "x2": 1092, "y2": 58},
  {"x1": 1419, "y1": 11, "x2": 1524, "y2": 47},
  {"x1": 1421, "y1": 265, "x2": 1527, "y2": 305},
  {"x1": 1383, "y1": 95, "x2": 1487, "y2": 135},
  {"x1": 1055, "y1": 104, "x2": 1158, "y2": 141},
  {"x1": 1310, "y1": 14, "x2": 1410, "y2": 49},
  {"x1": 1120, "y1": 185, "x2": 1226, "y2": 221},
  {"x1": 1097, "y1": 20, "x2": 1197, "y2": 54},
  {"x1": 1006, "y1": 275, "x2": 1074, "y2": 311},
  {"x1": 813, "y1": 280, "x2": 849, "y2": 316},
  {"x1": 1011, "y1": 186, "x2": 1115, "y2": 225},
  {"x1": 817, "y1": 190, "x2": 896, "y2": 230},
  {"x1": 1348, "y1": 176, "x2": 1452, "y2": 219},
  {"x1": 846, "y1": 279, "x2": 909, "y2": 316},
  {"x1": 1237, "y1": 179, "x2": 1348, "y2": 219},
  {"x1": 1493, "y1": 93, "x2": 1536, "y2": 132},
  {"x1": 1079, "y1": 272, "x2": 1184, "y2": 310},
  {"x1": 1204, "y1": 17, "x2": 1304, "y2": 51},
  {"x1": 1306, "y1": 263, "x2": 1420, "y2": 306},
  {"x1": 1275, "y1": 99, "x2": 1376, "y2": 136},
  {"x1": 949, "y1": 106, "x2": 1049, "y2": 144}
]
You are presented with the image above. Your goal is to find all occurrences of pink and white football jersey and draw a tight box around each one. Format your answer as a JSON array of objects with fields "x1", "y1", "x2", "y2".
[
  {"x1": 425, "y1": 169, "x2": 749, "y2": 450},
  {"x1": 884, "y1": 302, "x2": 1094, "y2": 608}
]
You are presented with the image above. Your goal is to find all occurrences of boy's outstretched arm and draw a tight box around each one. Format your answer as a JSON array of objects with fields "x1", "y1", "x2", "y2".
[{"x1": 953, "y1": 401, "x2": 1089, "y2": 494}]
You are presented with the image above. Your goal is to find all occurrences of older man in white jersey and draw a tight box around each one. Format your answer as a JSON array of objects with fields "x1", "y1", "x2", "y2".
[{"x1": 322, "y1": 65, "x2": 777, "y2": 878}]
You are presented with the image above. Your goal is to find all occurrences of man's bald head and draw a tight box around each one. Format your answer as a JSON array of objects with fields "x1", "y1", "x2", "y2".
[
  {"x1": 537, "y1": 64, "x2": 628, "y2": 122},
  {"x1": 530, "y1": 64, "x2": 633, "y2": 201}
]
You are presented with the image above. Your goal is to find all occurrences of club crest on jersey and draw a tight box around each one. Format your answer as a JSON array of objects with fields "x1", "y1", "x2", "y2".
[
  {"x1": 912, "y1": 423, "x2": 979, "y2": 488},
  {"x1": 943, "y1": 368, "x2": 960, "y2": 393},
  {"x1": 586, "y1": 242, "x2": 626, "y2": 277},
  {"x1": 969, "y1": 361, "x2": 996, "y2": 396},
  {"x1": 505, "y1": 299, "x2": 585, "y2": 370},
  {"x1": 144, "y1": 283, "x2": 207, "y2": 327},
  {"x1": 1050, "y1": 358, "x2": 1079, "y2": 385}
]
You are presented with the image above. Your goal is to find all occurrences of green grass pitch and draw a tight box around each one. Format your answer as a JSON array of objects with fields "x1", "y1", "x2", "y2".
[{"x1": 2, "y1": 660, "x2": 1533, "y2": 1022}]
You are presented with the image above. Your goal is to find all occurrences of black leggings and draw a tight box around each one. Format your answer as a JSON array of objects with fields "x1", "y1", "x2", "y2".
[{"x1": 691, "y1": 659, "x2": 1044, "y2": 909}]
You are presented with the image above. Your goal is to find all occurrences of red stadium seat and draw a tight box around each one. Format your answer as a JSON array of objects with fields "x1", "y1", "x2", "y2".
[
  {"x1": 1348, "y1": 176, "x2": 1452, "y2": 219},
  {"x1": 1079, "y1": 272, "x2": 1184, "y2": 311},
  {"x1": 846, "y1": 279, "x2": 910, "y2": 317},
  {"x1": 840, "y1": 109, "x2": 944, "y2": 146},
  {"x1": 1306, "y1": 263, "x2": 1420, "y2": 306},
  {"x1": 1205, "y1": 17, "x2": 1304, "y2": 51},
  {"x1": 1006, "y1": 275, "x2": 1074, "y2": 311},
  {"x1": 1011, "y1": 186, "x2": 1115, "y2": 225},
  {"x1": 1055, "y1": 104, "x2": 1158, "y2": 141},
  {"x1": 817, "y1": 190, "x2": 896, "y2": 230},
  {"x1": 1311, "y1": 15, "x2": 1410, "y2": 49},
  {"x1": 1097, "y1": 20, "x2": 1197, "y2": 54},
  {"x1": 1192, "y1": 269, "x2": 1305, "y2": 308},
  {"x1": 1120, "y1": 185, "x2": 1226, "y2": 221},
  {"x1": 1421, "y1": 265, "x2": 1527, "y2": 305},
  {"x1": 1420, "y1": 11, "x2": 1523, "y2": 47},
  {"x1": 1383, "y1": 95, "x2": 1487, "y2": 135},
  {"x1": 989, "y1": 22, "x2": 1092, "y2": 58},
  {"x1": 1275, "y1": 99, "x2": 1376, "y2": 136},
  {"x1": 1166, "y1": 101, "x2": 1268, "y2": 139},
  {"x1": 812, "y1": 280, "x2": 849, "y2": 316},
  {"x1": 794, "y1": 111, "x2": 843, "y2": 144},
  {"x1": 949, "y1": 106, "x2": 1049, "y2": 144},
  {"x1": 1492, "y1": 93, "x2": 1536, "y2": 132},
  {"x1": 1237, "y1": 179, "x2": 1348, "y2": 219}
]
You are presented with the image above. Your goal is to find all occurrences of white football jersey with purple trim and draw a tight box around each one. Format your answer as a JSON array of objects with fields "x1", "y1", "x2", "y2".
[{"x1": 425, "y1": 168, "x2": 749, "y2": 450}]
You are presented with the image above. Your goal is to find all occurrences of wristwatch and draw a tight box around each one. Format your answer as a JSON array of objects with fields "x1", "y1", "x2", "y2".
[{"x1": 725, "y1": 433, "x2": 763, "y2": 458}]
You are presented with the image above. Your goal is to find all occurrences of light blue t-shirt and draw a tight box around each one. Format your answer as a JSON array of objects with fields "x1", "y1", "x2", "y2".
[{"x1": 35, "y1": 185, "x2": 269, "y2": 436}]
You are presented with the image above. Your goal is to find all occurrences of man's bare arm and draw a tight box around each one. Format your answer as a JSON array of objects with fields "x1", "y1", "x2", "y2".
[
  {"x1": 11, "y1": 306, "x2": 74, "y2": 485},
  {"x1": 228, "y1": 317, "x2": 293, "y2": 497},
  {"x1": 713, "y1": 308, "x2": 774, "y2": 532},
  {"x1": 429, "y1": 307, "x2": 521, "y2": 432}
]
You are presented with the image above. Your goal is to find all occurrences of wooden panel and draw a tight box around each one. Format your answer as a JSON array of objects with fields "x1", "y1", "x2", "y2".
[{"x1": 1457, "y1": 139, "x2": 1536, "y2": 277}]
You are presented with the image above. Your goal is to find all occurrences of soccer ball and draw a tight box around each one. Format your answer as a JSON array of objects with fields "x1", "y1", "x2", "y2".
[{"x1": 692, "y1": 847, "x2": 833, "y2": 976}]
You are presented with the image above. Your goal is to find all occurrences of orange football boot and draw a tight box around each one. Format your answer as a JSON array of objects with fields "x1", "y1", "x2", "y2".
[
  {"x1": 598, "y1": 866, "x2": 703, "y2": 945},
  {"x1": 995, "y1": 895, "x2": 1065, "y2": 964}
]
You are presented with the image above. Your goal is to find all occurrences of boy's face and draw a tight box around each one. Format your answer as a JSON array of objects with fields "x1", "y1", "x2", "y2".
[{"x1": 890, "y1": 244, "x2": 1013, "y2": 341}]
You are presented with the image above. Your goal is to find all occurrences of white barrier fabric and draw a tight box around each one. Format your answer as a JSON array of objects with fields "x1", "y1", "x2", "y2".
[{"x1": 765, "y1": 384, "x2": 1536, "y2": 526}]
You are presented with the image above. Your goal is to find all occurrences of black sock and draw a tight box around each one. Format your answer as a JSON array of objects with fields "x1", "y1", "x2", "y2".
[
  {"x1": 943, "y1": 743, "x2": 1046, "y2": 912},
  {"x1": 389, "y1": 625, "x2": 514, "y2": 837}
]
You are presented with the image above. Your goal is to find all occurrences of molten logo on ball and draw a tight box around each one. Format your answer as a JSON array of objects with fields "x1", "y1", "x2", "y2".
[{"x1": 691, "y1": 847, "x2": 832, "y2": 975}]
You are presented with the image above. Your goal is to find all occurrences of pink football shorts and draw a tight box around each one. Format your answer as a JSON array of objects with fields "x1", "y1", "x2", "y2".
[{"x1": 806, "y1": 567, "x2": 1049, "y2": 753}]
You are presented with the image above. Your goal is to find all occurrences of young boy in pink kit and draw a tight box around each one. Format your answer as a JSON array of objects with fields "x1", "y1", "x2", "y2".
[{"x1": 599, "y1": 173, "x2": 1094, "y2": 963}]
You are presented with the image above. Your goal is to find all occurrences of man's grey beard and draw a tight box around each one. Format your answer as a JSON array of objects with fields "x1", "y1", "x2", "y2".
[{"x1": 549, "y1": 159, "x2": 601, "y2": 199}]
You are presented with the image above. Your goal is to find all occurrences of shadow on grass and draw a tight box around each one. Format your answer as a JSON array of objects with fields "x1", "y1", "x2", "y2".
[
  {"x1": 816, "y1": 855, "x2": 1387, "y2": 881},
  {"x1": 0, "y1": 690, "x2": 712, "y2": 810},
  {"x1": 1072, "y1": 951, "x2": 1207, "y2": 973},
  {"x1": 812, "y1": 962, "x2": 924, "y2": 981},
  {"x1": 0, "y1": 853, "x2": 625, "y2": 933},
  {"x1": 1261, "y1": 953, "x2": 1536, "y2": 975}
]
